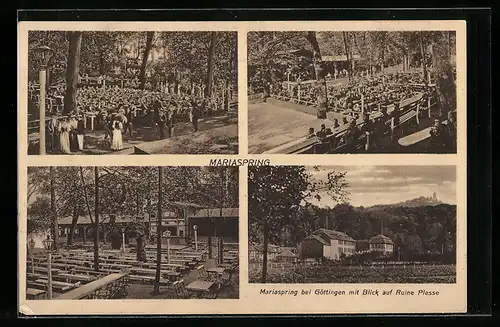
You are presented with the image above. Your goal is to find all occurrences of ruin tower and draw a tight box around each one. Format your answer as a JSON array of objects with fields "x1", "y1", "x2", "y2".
[{"x1": 432, "y1": 192, "x2": 438, "y2": 201}]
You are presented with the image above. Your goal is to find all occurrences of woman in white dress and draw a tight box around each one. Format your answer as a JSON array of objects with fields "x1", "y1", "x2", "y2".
[
  {"x1": 111, "y1": 120, "x2": 123, "y2": 151},
  {"x1": 58, "y1": 118, "x2": 71, "y2": 154}
]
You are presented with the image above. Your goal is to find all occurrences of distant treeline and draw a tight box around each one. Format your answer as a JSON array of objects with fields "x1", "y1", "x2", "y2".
[{"x1": 279, "y1": 203, "x2": 456, "y2": 263}]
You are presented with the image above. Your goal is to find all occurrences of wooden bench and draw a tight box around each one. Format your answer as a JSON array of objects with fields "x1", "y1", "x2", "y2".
[
  {"x1": 27, "y1": 273, "x2": 42, "y2": 281},
  {"x1": 29, "y1": 266, "x2": 61, "y2": 275},
  {"x1": 57, "y1": 273, "x2": 96, "y2": 283},
  {"x1": 32, "y1": 279, "x2": 80, "y2": 292}
]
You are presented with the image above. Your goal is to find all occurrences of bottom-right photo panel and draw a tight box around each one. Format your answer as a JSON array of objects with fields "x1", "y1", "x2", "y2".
[{"x1": 248, "y1": 165, "x2": 456, "y2": 284}]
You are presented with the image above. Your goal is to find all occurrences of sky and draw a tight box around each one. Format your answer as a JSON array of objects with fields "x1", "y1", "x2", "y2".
[{"x1": 306, "y1": 166, "x2": 456, "y2": 208}]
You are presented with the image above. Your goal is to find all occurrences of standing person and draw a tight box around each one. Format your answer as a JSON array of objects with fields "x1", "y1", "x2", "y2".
[
  {"x1": 70, "y1": 115, "x2": 80, "y2": 152},
  {"x1": 47, "y1": 117, "x2": 58, "y2": 152},
  {"x1": 428, "y1": 118, "x2": 447, "y2": 152},
  {"x1": 190, "y1": 98, "x2": 200, "y2": 133},
  {"x1": 76, "y1": 115, "x2": 85, "y2": 151},
  {"x1": 58, "y1": 118, "x2": 71, "y2": 154},
  {"x1": 446, "y1": 110, "x2": 457, "y2": 152},
  {"x1": 124, "y1": 107, "x2": 134, "y2": 137},
  {"x1": 111, "y1": 120, "x2": 124, "y2": 151},
  {"x1": 104, "y1": 114, "x2": 112, "y2": 142},
  {"x1": 158, "y1": 110, "x2": 166, "y2": 139},
  {"x1": 153, "y1": 104, "x2": 164, "y2": 140}
]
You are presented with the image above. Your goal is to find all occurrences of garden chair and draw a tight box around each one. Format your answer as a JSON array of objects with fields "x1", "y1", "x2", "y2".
[
  {"x1": 172, "y1": 280, "x2": 192, "y2": 299},
  {"x1": 197, "y1": 265, "x2": 212, "y2": 282}
]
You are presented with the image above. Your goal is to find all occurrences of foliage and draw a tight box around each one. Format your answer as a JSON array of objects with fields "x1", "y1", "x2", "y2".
[{"x1": 248, "y1": 166, "x2": 349, "y2": 246}]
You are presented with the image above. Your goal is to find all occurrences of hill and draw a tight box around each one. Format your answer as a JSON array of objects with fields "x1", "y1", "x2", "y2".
[{"x1": 366, "y1": 195, "x2": 444, "y2": 211}]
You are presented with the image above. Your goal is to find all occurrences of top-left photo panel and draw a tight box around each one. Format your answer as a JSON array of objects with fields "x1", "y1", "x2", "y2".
[{"x1": 25, "y1": 30, "x2": 238, "y2": 155}]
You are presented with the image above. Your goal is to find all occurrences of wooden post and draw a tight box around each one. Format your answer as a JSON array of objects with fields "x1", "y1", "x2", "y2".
[
  {"x1": 194, "y1": 228, "x2": 198, "y2": 251},
  {"x1": 416, "y1": 104, "x2": 420, "y2": 125},
  {"x1": 39, "y1": 69, "x2": 46, "y2": 155},
  {"x1": 361, "y1": 94, "x2": 365, "y2": 116},
  {"x1": 47, "y1": 252, "x2": 53, "y2": 299},
  {"x1": 297, "y1": 84, "x2": 301, "y2": 102},
  {"x1": 390, "y1": 117, "x2": 395, "y2": 141},
  {"x1": 428, "y1": 97, "x2": 432, "y2": 118}
]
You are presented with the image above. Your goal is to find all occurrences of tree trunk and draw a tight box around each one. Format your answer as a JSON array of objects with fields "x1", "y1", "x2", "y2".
[
  {"x1": 380, "y1": 32, "x2": 386, "y2": 73},
  {"x1": 139, "y1": 32, "x2": 155, "y2": 90},
  {"x1": 99, "y1": 49, "x2": 105, "y2": 76},
  {"x1": 50, "y1": 167, "x2": 58, "y2": 250},
  {"x1": 205, "y1": 32, "x2": 217, "y2": 98},
  {"x1": 342, "y1": 31, "x2": 352, "y2": 82},
  {"x1": 447, "y1": 31, "x2": 452, "y2": 62},
  {"x1": 153, "y1": 166, "x2": 163, "y2": 294},
  {"x1": 432, "y1": 36, "x2": 456, "y2": 119},
  {"x1": 63, "y1": 32, "x2": 82, "y2": 115},
  {"x1": 306, "y1": 31, "x2": 328, "y2": 119},
  {"x1": 67, "y1": 206, "x2": 79, "y2": 245},
  {"x1": 94, "y1": 167, "x2": 100, "y2": 272},
  {"x1": 136, "y1": 234, "x2": 146, "y2": 262},
  {"x1": 419, "y1": 31, "x2": 429, "y2": 88},
  {"x1": 261, "y1": 221, "x2": 269, "y2": 283}
]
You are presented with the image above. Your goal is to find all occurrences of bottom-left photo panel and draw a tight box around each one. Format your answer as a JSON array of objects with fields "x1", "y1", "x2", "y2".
[{"x1": 24, "y1": 166, "x2": 240, "y2": 300}]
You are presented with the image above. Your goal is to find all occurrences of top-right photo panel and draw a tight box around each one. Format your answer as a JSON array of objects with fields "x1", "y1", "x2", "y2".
[{"x1": 247, "y1": 30, "x2": 458, "y2": 154}]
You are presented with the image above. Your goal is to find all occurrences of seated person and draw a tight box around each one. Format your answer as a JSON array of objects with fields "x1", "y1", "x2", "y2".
[{"x1": 306, "y1": 127, "x2": 316, "y2": 139}]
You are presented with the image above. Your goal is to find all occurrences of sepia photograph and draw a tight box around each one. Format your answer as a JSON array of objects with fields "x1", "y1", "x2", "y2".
[
  {"x1": 27, "y1": 31, "x2": 238, "y2": 155},
  {"x1": 25, "y1": 166, "x2": 239, "y2": 299},
  {"x1": 248, "y1": 31, "x2": 457, "y2": 154},
  {"x1": 248, "y1": 165, "x2": 456, "y2": 284}
]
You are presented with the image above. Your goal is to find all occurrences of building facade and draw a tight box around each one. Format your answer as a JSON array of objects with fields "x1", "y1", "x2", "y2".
[
  {"x1": 368, "y1": 234, "x2": 394, "y2": 256},
  {"x1": 299, "y1": 229, "x2": 356, "y2": 260}
]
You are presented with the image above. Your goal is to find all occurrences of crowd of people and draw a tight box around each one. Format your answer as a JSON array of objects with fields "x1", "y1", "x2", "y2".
[
  {"x1": 30, "y1": 80, "x2": 235, "y2": 154},
  {"x1": 271, "y1": 70, "x2": 432, "y2": 115},
  {"x1": 264, "y1": 68, "x2": 456, "y2": 152}
]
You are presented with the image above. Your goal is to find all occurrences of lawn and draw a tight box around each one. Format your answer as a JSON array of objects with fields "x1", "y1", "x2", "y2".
[{"x1": 249, "y1": 264, "x2": 456, "y2": 284}]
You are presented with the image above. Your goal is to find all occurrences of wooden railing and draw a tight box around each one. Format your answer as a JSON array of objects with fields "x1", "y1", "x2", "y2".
[{"x1": 56, "y1": 272, "x2": 129, "y2": 300}]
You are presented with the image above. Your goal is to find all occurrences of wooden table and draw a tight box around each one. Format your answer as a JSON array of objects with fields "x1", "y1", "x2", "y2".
[
  {"x1": 207, "y1": 267, "x2": 226, "y2": 274},
  {"x1": 26, "y1": 288, "x2": 46, "y2": 300},
  {"x1": 185, "y1": 280, "x2": 215, "y2": 297}
]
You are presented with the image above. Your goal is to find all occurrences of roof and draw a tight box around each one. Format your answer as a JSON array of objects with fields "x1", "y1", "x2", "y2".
[
  {"x1": 322, "y1": 54, "x2": 362, "y2": 62},
  {"x1": 188, "y1": 208, "x2": 239, "y2": 219},
  {"x1": 369, "y1": 234, "x2": 394, "y2": 244},
  {"x1": 249, "y1": 243, "x2": 281, "y2": 253},
  {"x1": 57, "y1": 212, "x2": 177, "y2": 225},
  {"x1": 303, "y1": 234, "x2": 330, "y2": 246},
  {"x1": 277, "y1": 250, "x2": 298, "y2": 257},
  {"x1": 313, "y1": 229, "x2": 356, "y2": 242}
]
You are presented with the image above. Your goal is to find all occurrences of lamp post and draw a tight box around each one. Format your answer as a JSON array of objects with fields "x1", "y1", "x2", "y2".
[
  {"x1": 193, "y1": 225, "x2": 198, "y2": 252},
  {"x1": 121, "y1": 227, "x2": 126, "y2": 254},
  {"x1": 165, "y1": 230, "x2": 171, "y2": 264},
  {"x1": 29, "y1": 238, "x2": 36, "y2": 274},
  {"x1": 33, "y1": 45, "x2": 54, "y2": 155},
  {"x1": 42, "y1": 235, "x2": 55, "y2": 299}
]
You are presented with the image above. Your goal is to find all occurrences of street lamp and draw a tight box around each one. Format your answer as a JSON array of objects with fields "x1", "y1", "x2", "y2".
[
  {"x1": 165, "y1": 230, "x2": 171, "y2": 264},
  {"x1": 193, "y1": 225, "x2": 198, "y2": 252},
  {"x1": 29, "y1": 238, "x2": 36, "y2": 274},
  {"x1": 33, "y1": 45, "x2": 54, "y2": 155},
  {"x1": 42, "y1": 235, "x2": 55, "y2": 299}
]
